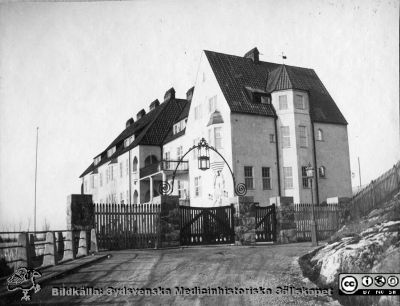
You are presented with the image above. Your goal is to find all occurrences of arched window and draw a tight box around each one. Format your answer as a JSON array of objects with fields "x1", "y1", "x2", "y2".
[
  {"x1": 132, "y1": 157, "x2": 138, "y2": 172},
  {"x1": 144, "y1": 155, "x2": 158, "y2": 166},
  {"x1": 319, "y1": 166, "x2": 326, "y2": 178},
  {"x1": 317, "y1": 129, "x2": 324, "y2": 141}
]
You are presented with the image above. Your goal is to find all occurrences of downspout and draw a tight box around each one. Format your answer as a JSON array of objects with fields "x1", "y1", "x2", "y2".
[
  {"x1": 273, "y1": 117, "x2": 282, "y2": 196},
  {"x1": 310, "y1": 116, "x2": 320, "y2": 204},
  {"x1": 129, "y1": 150, "x2": 132, "y2": 204}
]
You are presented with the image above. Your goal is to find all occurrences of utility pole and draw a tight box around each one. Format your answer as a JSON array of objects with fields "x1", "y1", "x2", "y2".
[{"x1": 34, "y1": 127, "x2": 39, "y2": 234}]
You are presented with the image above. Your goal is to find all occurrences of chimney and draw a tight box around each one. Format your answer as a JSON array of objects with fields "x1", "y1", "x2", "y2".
[
  {"x1": 126, "y1": 117, "x2": 134, "y2": 128},
  {"x1": 136, "y1": 109, "x2": 146, "y2": 120},
  {"x1": 149, "y1": 99, "x2": 160, "y2": 111},
  {"x1": 244, "y1": 47, "x2": 259, "y2": 63},
  {"x1": 164, "y1": 87, "x2": 175, "y2": 101},
  {"x1": 186, "y1": 86, "x2": 195, "y2": 102}
]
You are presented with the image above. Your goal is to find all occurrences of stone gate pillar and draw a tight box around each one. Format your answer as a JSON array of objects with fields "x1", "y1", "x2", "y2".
[
  {"x1": 270, "y1": 196, "x2": 297, "y2": 243},
  {"x1": 160, "y1": 195, "x2": 180, "y2": 248},
  {"x1": 234, "y1": 197, "x2": 257, "y2": 245},
  {"x1": 66, "y1": 194, "x2": 94, "y2": 230}
]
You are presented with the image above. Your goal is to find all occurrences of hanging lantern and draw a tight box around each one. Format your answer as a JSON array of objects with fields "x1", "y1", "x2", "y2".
[{"x1": 197, "y1": 138, "x2": 210, "y2": 171}]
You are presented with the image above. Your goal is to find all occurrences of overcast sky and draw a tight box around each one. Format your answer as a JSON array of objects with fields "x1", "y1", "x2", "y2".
[{"x1": 0, "y1": 0, "x2": 399, "y2": 230}]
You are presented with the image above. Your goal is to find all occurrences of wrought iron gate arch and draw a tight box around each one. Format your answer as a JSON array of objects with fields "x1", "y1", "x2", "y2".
[{"x1": 159, "y1": 138, "x2": 247, "y2": 197}]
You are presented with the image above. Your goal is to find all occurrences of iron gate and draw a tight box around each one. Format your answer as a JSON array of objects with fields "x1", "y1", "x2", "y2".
[
  {"x1": 180, "y1": 205, "x2": 235, "y2": 246},
  {"x1": 255, "y1": 204, "x2": 277, "y2": 242}
]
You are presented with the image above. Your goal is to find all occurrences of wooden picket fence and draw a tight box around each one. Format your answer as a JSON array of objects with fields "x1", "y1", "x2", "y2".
[
  {"x1": 349, "y1": 161, "x2": 400, "y2": 219},
  {"x1": 93, "y1": 203, "x2": 161, "y2": 250},
  {"x1": 294, "y1": 203, "x2": 341, "y2": 241}
]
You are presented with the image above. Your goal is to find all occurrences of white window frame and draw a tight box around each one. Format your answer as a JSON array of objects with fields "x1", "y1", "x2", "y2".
[
  {"x1": 244, "y1": 166, "x2": 254, "y2": 190},
  {"x1": 281, "y1": 126, "x2": 290, "y2": 148},
  {"x1": 194, "y1": 176, "x2": 201, "y2": 197},
  {"x1": 279, "y1": 95, "x2": 288, "y2": 110},
  {"x1": 262, "y1": 167, "x2": 271, "y2": 190},
  {"x1": 299, "y1": 125, "x2": 308, "y2": 148},
  {"x1": 302, "y1": 166, "x2": 310, "y2": 188},
  {"x1": 283, "y1": 167, "x2": 293, "y2": 189},
  {"x1": 317, "y1": 129, "x2": 324, "y2": 141},
  {"x1": 214, "y1": 127, "x2": 222, "y2": 149},
  {"x1": 294, "y1": 94, "x2": 305, "y2": 109},
  {"x1": 208, "y1": 95, "x2": 217, "y2": 113}
]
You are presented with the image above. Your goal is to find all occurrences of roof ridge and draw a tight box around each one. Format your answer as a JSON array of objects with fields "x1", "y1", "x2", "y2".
[{"x1": 204, "y1": 49, "x2": 314, "y2": 71}]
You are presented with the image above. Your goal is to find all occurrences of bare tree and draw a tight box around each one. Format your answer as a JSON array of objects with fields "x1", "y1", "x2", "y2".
[{"x1": 42, "y1": 218, "x2": 51, "y2": 231}]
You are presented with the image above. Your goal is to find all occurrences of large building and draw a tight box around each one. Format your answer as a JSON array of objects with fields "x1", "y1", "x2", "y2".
[{"x1": 80, "y1": 47, "x2": 352, "y2": 205}]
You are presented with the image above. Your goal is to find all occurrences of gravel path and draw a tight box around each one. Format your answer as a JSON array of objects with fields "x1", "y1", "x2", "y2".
[{"x1": 9, "y1": 243, "x2": 336, "y2": 305}]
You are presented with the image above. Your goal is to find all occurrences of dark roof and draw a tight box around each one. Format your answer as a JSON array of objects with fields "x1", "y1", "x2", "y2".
[
  {"x1": 176, "y1": 101, "x2": 191, "y2": 122},
  {"x1": 80, "y1": 97, "x2": 188, "y2": 178},
  {"x1": 205, "y1": 50, "x2": 347, "y2": 125}
]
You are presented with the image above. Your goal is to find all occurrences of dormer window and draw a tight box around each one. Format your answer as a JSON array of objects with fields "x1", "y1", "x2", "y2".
[
  {"x1": 94, "y1": 156, "x2": 101, "y2": 166},
  {"x1": 260, "y1": 95, "x2": 271, "y2": 104},
  {"x1": 173, "y1": 119, "x2": 186, "y2": 135},
  {"x1": 107, "y1": 147, "x2": 116, "y2": 158},
  {"x1": 124, "y1": 135, "x2": 135, "y2": 148}
]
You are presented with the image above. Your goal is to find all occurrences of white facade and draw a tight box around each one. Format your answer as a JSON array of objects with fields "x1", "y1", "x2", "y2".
[{"x1": 81, "y1": 48, "x2": 352, "y2": 206}]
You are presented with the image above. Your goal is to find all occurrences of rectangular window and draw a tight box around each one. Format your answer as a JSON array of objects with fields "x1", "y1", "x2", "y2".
[
  {"x1": 126, "y1": 159, "x2": 129, "y2": 175},
  {"x1": 193, "y1": 138, "x2": 199, "y2": 159},
  {"x1": 244, "y1": 166, "x2": 254, "y2": 189},
  {"x1": 177, "y1": 146, "x2": 183, "y2": 160},
  {"x1": 110, "y1": 166, "x2": 114, "y2": 181},
  {"x1": 281, "y1": 126, "x2": 290, "y2": 148},
  {"x1": 177, "y1": 180, "x2": 184, "y2": 198},
  {"x1": 214, "y1": 127, "x2": 222, "y2": 149},
  {"x1": 262, "y1": 167, "x2": 271, "y2": 190},
  {"x1": 269, "y1": 134, "x2": 275, "y2": 143},
  {"x1": 283, "y1": 167, "x2": 293, "y2": 189},
  {"x1": 279, "y1": 95, "x2": 288, "y2": 110},
  {"x1": 194, "y1": 105, "x2": 202, "y2": 120},
  {"x1": 106, "y1": 169, "x2": 109, "y2": 183},
  {"x1": 299, "y1": 126, "x2": 308, "y2": 147},
  {"x1": 164, "y1": 152, "x2": 171, "y2": 170},
  {"x1": 302, "y1": 166, "x2": 310, "y2": 188},
  {"x1": 295, "y1": 95, "x2": 304, "y2": 109},
  {"x1": 100, "y1": 173, "x2": 103, "y2": 187},
  {"x1": 208, "y1": 95, "x2": 217, "y2": 113},
  {"x1": 194, "y1": 176, "x2": 201, "y2": 197},
  {"x1": 119, "y1": 162, "x2": 123, "y2": 178},
  {"x1": 90, "y1": 175, "x2": 94, "y2": 189}
]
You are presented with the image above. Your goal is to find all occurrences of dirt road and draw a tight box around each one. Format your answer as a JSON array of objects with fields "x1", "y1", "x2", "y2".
[{"x1": 7, "y1": 243, "x2": 335, "y2": 305}]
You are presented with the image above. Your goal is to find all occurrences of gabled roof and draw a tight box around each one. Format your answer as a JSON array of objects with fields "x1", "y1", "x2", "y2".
[
  {"x1": 204, "y1": 50, "x2": 347, "y2": 125},
  {"x1": 80, "y1": 96, "x2": 188, "y2": 178}
]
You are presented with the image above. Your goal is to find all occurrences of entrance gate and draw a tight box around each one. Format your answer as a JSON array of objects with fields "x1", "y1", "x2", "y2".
[
  {"x1": 180, "y1": 205, "x2": 235, "y2": 246},
  {"x1": 255, "y1": 205, "x2": 277, "y2": 242}
]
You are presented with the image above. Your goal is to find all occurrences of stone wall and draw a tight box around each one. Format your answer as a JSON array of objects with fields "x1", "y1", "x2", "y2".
[{"x1": 270, "y1": 196, "x2": 297, "y2": 243}]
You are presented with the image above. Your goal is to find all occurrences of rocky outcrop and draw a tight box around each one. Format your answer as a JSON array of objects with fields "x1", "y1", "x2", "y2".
[{"x1": 300, "y1": 192, "x2": 400, "y2": 306}]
